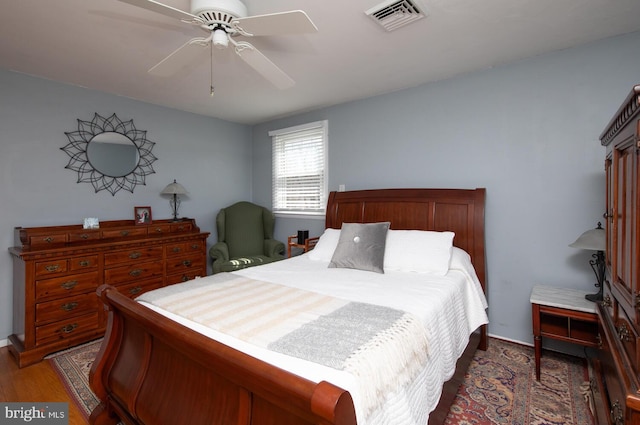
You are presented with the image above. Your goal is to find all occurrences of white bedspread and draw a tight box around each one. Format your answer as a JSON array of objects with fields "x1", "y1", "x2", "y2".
[{"x1": 139, "y1": 250, "x2": 488, "y2": 425}]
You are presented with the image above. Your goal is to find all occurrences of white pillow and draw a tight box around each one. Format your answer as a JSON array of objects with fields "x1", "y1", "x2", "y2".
[
  {"x1": 307, "y1": 228, "x2": 341, "y2": 261},
  {"x1": 383, "y1": 230, "x2": 455, "y2": 275}
]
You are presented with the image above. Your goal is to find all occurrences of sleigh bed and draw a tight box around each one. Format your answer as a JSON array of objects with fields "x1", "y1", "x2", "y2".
[{"x1": 89, "y1": 188, "x2": 488, "y2": 425}]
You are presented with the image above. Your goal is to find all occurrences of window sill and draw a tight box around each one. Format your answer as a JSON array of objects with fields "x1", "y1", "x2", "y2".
[{"x1": 274, "y1": 212, "x2": 325, "y2": 220}]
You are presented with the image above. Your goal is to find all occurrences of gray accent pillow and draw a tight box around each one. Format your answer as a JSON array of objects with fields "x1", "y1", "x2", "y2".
[{"x1": 328, "y1": 222, "x2": 390, "y2": 273}]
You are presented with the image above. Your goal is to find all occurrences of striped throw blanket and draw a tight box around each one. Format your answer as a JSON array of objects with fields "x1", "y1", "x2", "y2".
[{"x1": 138, "y1": 273, "x2": 429, "y2": 419}]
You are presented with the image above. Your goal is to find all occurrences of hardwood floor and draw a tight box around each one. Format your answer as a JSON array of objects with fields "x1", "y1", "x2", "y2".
[{"x1": 0, "y1": 346, "x2": 87, "y2": 424}]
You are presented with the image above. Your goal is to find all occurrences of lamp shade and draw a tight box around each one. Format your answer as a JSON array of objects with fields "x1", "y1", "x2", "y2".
[
  {"x1": 160, "y1": 179, "x2": 188, "y2": 195},
  {"x1": 569, "y1": 225, "x2": 605, "y2": 251}
]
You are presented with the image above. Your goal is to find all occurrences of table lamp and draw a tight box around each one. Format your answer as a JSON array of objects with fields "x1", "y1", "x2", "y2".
[
  {"x1": 160, "y1": 179, "x2": 189, "y2": 222},
  {"x1": 569, "y1": 222, "x2": 606, "y2": 302}
]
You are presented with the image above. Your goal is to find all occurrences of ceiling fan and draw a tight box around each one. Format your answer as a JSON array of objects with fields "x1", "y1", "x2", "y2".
[{"x1": 117, "y1": 0, "x2": 318, "y2": 90}]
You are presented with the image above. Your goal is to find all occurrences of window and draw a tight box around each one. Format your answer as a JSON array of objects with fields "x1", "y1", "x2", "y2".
[{"x1": 270, "y1": 120, "x2": 328, "y2": 216}]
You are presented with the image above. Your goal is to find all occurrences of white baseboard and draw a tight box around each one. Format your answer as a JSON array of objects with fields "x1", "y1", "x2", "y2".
[
  {"x1": 0, "y1": 338, "x2": 8, "y2": 348},
  {"x1": 487, "y1": 332, "x2": 532, "y2": 347}
]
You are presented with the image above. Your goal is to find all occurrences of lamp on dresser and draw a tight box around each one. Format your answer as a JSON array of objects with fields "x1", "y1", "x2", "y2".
[
  {"x1": 569, "y1": 222, "x2": 605, "y2": 302},
  {"x1": 161, "y1": 179, "x2": 189, "y2": 222}
]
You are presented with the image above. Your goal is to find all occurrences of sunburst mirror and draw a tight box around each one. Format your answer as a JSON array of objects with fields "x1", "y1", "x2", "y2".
[{"x1": 61, "y1": 113, "x2": 157, "y2": 195}]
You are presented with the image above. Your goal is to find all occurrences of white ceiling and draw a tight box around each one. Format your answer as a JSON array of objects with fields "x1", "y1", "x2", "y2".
[{"x1": 2, "y1": 0, "x2": 640, "y2": 125}]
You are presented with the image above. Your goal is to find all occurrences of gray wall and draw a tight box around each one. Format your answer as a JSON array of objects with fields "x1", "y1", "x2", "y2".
[
  {"x1": 2, "y1": 31, "x2": 639, "y2": 349},
  {"x1": 252, "y1": 31, "x2": 640, "y2": 345},
  {"x1": 0, "y1": 70, "x2": 253, "y2": 345}
]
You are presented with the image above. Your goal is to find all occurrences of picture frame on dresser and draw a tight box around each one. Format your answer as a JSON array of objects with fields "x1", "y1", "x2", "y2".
[{"x1": 134, "y1": 206, "x2": 152, "y2": 225}]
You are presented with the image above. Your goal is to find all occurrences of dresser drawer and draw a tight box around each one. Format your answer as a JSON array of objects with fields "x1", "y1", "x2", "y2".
[
  {"x1": 117, "y1": 278, "x2": 163, "y2": 299},
  {"x1": 36, "y1": 272, "x2": 99, "y2": 302},
  {"x1": 165, "y1": 240, "x2": 205, "y2": 258},
  {"x1": 69, "y1": 255, "x2": 99, "y2": 271},
  {"x1": 29, "y1": 233, "x2": 68, "y2": 247},
  {"x1": 166, "y1": 256, "x2": 205, "y2": 275},
  {"x1": 101, "y1": 227, "x2": 147, "y2": 239},
  {"x1": 104, "y1": 261, "x2": 164, "y2": 285},
  {"x1": 167, "y1": 271, "x2": 203, "y2": 286},
  {"x1": 68, "y1": 231, "x2": 101, "y2": 243},
  {"x1": 36, "y1": 292, "x2": 99, "y2": 325},
  {"x1": 616, "y1": 308, "x2": 640, "y2": 370},
  {"x1": 149, "y1": 223, "x2": 172, "y2": 235},
  {"x1": 35, "y1": 312, "x2": 100, "y2": 346},
  {"x1": 601, "y1": 345, "x2": 627, "y2": 424},
  {"x1": 171, "y1": 222, "x2": 193, "y2": 232},
  {"x1": 35, "y1": 259, "x2": 69, "y2": 277},
  {"x1": 104, "y1": 246, "x2": 163, "y2": 266}
]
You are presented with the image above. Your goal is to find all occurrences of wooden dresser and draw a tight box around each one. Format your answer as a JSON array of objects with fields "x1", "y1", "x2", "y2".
[
  {"x1": 8, "y1": 218, "x2": 209, "y2": 367},
  {"x1": 593, "y1": 85, "x2": 640, "y2": 425}
]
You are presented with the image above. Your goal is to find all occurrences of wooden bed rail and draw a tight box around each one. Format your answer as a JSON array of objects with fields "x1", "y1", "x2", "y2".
[{"x1": 89, "y1": 284, "x2": 357, "y2": 425}]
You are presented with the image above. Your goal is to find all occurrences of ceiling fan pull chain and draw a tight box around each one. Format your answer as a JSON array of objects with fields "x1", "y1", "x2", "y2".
[{"x1": 210, "y1": 38, "x2": 215, "y2": 97}]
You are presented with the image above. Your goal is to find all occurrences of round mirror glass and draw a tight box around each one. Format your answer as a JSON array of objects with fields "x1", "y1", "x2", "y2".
[{"x1": 86, "y1": 132, "x2": 139, "y2": 177}]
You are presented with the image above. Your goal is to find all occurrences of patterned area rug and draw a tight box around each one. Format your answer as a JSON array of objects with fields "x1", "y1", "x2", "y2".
[
  {"x1": 48, "y1": 337, "x2": 594, "y2": 424},
  {"x1": 444, "y1": 338, "x2": 594, "y2": 425}
]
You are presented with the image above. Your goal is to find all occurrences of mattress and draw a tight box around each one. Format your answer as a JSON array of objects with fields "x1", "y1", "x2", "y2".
[{"x1": 139, "y1": 248, "x2": 488, "y2": 425}]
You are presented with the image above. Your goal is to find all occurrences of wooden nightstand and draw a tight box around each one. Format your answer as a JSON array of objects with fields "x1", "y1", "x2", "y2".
[
  {"x1": 530, "y1": 284, "x2": 598, "y2": 380},
  {"x1": 287, "y1": 235, "x2": 319, "y2": 257}
]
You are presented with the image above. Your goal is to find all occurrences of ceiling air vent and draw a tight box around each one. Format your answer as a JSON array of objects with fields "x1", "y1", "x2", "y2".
[{"x1": 365, "y1": 0, "x2": 428, "y2": 32}]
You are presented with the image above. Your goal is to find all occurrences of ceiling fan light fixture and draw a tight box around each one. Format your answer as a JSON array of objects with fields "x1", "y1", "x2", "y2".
[{"x1": 212, "y1": 28, "x2": 229, "y2": 49}]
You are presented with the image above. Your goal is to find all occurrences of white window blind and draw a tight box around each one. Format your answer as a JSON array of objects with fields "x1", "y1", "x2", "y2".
[{"x1": 270, "y1": 120, "x2": 328, "y2": 215}]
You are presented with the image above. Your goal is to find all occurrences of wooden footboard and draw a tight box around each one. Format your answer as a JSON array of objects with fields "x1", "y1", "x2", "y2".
[
  {"x1": 89, "y1": 284, "x2": 483, "y2": 425},
  {"x1": 89, "y1": 284, "x2": 357, "y2": 425}
]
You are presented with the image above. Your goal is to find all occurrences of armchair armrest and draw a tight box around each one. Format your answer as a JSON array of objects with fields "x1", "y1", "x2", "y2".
[
  {"x1": 209, "y1": 242, "x2": 230, "y2": 262},
  {"x1": 264, "y1": 239, "x2": 285, "y2": 259}
]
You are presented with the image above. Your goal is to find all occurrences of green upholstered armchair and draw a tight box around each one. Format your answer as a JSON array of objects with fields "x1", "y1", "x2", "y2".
[{"x1": 209, "y1": 201, "x2": 285, "y2": 273}]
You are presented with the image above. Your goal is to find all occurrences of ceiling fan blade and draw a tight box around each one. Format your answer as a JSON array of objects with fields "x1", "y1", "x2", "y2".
[
  {"x1": 232, "y1": 10, "x2": 318, "y2": 36},
  {"x1": 116, "y1": 0, "x2": 202, "y2": 23},
  {"x1": 234, "y1": 42, "x2": 295, "y2": 89},
  {"x1": 149, "y1": 37, "x2": 209, "y2": 76}
]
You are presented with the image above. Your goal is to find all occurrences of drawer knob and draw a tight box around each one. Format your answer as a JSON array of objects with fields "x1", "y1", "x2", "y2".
[
  {"x1": 172, "y1": 247, "x2": 182, "y2": 253},
  {"x1": 191, "y1": 244, "x2": 199, "y2": 250},
  {"x1": 61, "y1": 302, "x2": 79, "y2": 312},
  {"x1": 129, "y1": 286, "x2": 143, "y2": 295},
  {"x1": 44, "y1": 237, "x2": 54, "y2": 243},
  {"x1": 120, "y1": 230, "x2": 130, "y2": 236},
  {"x1": 155, "y1": 227, "x2": 163, "y2": 233},
  {"x1": 181, "y1": 275, "x2": 189, "y2": 282},
  {"x1": 60, "y1": 323, "x2": 78, "y2": 334},
  {"x1": 129, "y1": 252, "x2": 142, "y2": 259},
  {"x1": 182, "y1": 260, "x2": 192, "y2": 267},
  {"x1": 45, "y1": 264, "x2": 61, "y2": 272},
  {"x1": 617, "y1": 323, "x2": 632, "y2": 342},
  {"x1": 129, "y1": 269, "x2": 142, "y2": 277},
  {"x1": 611, "y1": 400, "x2": 624, "y2": 425},
  {"x1": 60, "y1": 280, "x2": 78, "y2": 290},
  {"x1": 79, "y1": 260, "x2": 90, "y2": 267},
  {"x1": 80, "y1": 233, "x2": 89, "y2": 239}
]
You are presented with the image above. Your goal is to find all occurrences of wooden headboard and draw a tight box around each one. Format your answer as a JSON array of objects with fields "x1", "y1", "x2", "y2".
[{"x1": 325, "y1": 188, "x2": 487, "y2": 291}]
